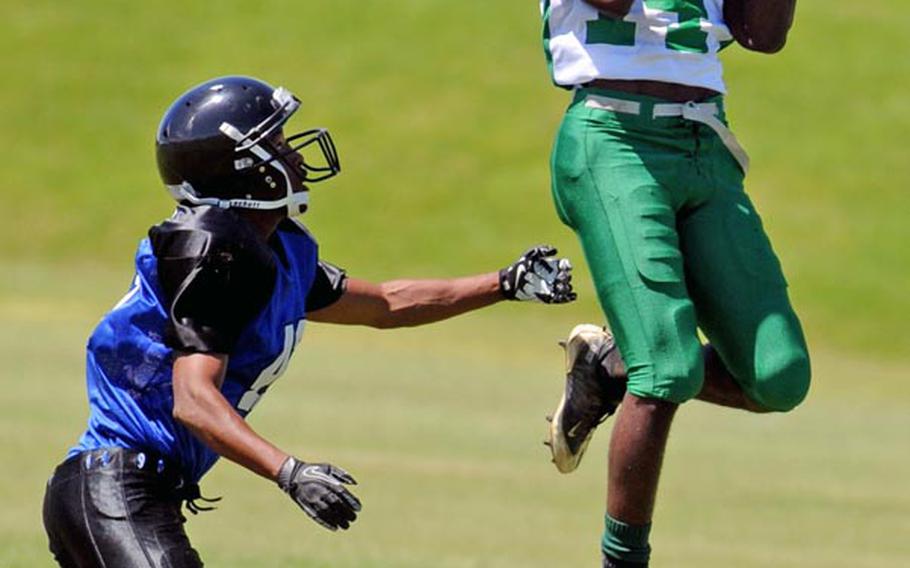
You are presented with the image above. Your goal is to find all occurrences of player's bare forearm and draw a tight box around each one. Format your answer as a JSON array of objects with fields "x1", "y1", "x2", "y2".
[
  {"x1": 172, "y1": 353, "x2": 288, "y2": 481},
  {"x1": 725, "y1": 0, "x2": 796, "y2": 53},
  {"x1": 310, "y1": 246, "x2": 574, "y2": 327},
  {"x1": 583, "y1": 0, "x2": 634, "y2": 18},
  {"x1": 373, "y1": 273, "x2": 502, "y2": 327},
  {"x1": 309, "y1": 273, "x2": 502, "y2": 329}
]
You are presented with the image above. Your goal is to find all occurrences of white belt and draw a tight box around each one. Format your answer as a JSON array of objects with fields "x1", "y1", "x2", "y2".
[{"x1": 584, "y1": 94, "x2": 750, "y2": 174}]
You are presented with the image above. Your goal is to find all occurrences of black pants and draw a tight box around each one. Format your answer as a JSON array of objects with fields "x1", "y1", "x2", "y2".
[{"x1": 43, "y1": 448, "x2": 204, "y2": 568}]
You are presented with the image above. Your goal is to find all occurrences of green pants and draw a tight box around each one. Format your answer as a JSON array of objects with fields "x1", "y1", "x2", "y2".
[{"x1": 550, "y1": 87, "x2": 810, "y2": 410}]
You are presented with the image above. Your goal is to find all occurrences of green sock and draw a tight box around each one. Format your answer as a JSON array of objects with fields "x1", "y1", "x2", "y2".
[{"x1": 602, "y1": 514, "x2": 652, "y2": 564}]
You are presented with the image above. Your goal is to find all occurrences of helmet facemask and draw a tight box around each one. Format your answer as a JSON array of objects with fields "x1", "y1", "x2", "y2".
[{"x1": 219, "y1": 87, "x2": 340, "y2": 217}]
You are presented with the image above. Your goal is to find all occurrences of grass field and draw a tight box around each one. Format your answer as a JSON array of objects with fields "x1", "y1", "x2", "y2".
[
  {"x1": 2, "y1": 264, "x2": 909, "y2": 567},
  {"x1": 1, "y1": 1, "x2": 908, "y2": 566}
]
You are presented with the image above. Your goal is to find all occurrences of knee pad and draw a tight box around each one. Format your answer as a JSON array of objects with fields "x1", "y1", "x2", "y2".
[
  {"x1": 665, "y1": 364, "x2": 705, "y2": 404},
  {"x1": 626, "y1": 347, "x2": 704, "y2": 404},
  {"x1": 751, "y1": 347, "x2": 811, "y2": 412}
]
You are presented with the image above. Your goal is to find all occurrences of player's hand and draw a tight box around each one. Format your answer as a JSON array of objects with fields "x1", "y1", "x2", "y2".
[
  {"x1": 499, "y1": 245, "x2": 576, "y2": 304},
  {"x1": 276, "y1": 456, "x2": 361, "y2": 531}
]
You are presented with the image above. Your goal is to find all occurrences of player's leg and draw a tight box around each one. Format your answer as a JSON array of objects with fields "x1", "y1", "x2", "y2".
[
  {"x1": 549, "y1": 89, "x2": 705, "y2": 566},
  {"x1": 570, "y1": 198, "x2": 809, "y2": 414},
  {"x1": 602, "y1": 394, "x2": 677, "y2": 567},
  {"x1": 699, "y1": 344, "x2": 771, "y2": 411},
  {"x1": 680, "y1": 145, "x2": 810, "y2": 413},
  {"x1": 43, "y1": 458, "x2": 89, "y2": 567},
  {"x1": 550, "y1": 92, "x2": 705, "y2": 408},
  {"x1": 43, "y1": 450, "x2": 204, "y2": 568}
]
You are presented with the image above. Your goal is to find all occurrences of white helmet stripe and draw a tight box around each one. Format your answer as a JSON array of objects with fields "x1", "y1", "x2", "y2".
[
  {"x1": 218, "y1": 121, "x2": 303, "y2": 217},
  {"x1": 219, "y1": 122, "x2": 246, "y2": 142}
]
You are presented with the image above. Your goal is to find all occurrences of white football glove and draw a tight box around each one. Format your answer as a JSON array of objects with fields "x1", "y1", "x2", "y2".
[{"x1": 499, "y1": 245, "x2": 576, "y2": 304}]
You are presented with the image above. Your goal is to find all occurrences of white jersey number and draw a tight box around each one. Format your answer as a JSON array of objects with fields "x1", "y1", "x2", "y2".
[
  {"x1": 236, "y1": 321, "x2": 305, "y2": 413},
  {"x1": 587, "y1": 0, "x2": 710, "y2": 54}
]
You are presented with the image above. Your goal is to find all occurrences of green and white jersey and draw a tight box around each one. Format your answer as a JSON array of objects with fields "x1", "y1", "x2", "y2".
[{"x1": 542, "y1": 0, "x2": 734, "y2": 92}]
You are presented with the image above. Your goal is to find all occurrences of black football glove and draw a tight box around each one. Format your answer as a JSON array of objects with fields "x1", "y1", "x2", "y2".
[
  {"x1": 276, "y1": 456, "x2": 362, "y2": 531},
  {"x1": 499, "y1": 245, "x2": 576, "y2": 304}
]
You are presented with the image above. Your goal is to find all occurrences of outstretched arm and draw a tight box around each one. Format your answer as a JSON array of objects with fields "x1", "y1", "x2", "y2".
[
  {"x1": 309, "y1": 245, "x2": 575, "y2": 328},
  {"x1": 725, "y1": 0, "x2": 797, "y2": 54},
  {"x1": 308, "y1": 274, "x2": 501, "y2": 328}
]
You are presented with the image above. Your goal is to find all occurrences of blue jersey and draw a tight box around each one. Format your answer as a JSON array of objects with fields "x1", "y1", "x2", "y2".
[{"x1": 69, "y1": 207, "x2": 345, "y2": 483}]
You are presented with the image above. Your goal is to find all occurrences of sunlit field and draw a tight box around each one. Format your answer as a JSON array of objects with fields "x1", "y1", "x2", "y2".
[{"x1": 1, "y1": 2, "x2": 907, "y2": 566}]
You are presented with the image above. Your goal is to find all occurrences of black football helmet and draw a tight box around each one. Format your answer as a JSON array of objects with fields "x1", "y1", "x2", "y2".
[{"x1": 156, "y1": 76, "x2": 340, "y2": 216}]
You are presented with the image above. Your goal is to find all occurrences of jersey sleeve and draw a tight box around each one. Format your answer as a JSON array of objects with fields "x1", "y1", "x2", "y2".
[
  {"x1": 305, "y1": 260, "x2": 348, "y2": 312},
  {"x1": 150, "y1": 218, "x2": 276, "y2": 354}
]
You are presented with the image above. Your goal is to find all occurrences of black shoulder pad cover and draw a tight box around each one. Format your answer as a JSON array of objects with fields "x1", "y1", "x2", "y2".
[{"x1": 149, "y1": 206, "x2": 277, "y2": 354}]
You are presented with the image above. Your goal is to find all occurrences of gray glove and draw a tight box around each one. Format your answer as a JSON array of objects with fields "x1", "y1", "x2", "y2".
[
  {"x1": 499, "y1": 245, "x2": 576, "y2": 304},
  {"x1": 276, "y1": 456, "x2": 361, "y2": 531}
]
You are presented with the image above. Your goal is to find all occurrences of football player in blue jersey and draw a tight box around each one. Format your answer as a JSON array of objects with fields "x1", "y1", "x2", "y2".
[{"x1": 42, "y1": 75, "x2": 576, "y2": 568}]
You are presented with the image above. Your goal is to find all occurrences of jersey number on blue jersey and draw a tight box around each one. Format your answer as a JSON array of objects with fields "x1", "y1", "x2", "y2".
[
  {"x1": 110, "y1": 277, "x2": 304, "y2": 415},
  {"x1": 236, "y1": 321, "x2": 305, "y2": 412},
  {"x1": 586, "y1": 0, "x2": 709, "y2": 53}
]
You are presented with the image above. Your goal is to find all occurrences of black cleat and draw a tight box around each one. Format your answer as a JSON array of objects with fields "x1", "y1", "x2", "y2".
[{"x1": 547, "y1": 324, "x2": 624, "y2": 473}]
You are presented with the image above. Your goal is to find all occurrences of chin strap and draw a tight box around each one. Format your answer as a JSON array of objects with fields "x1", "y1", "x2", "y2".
[
  {"x1": 219, "y1": 122, "x2": 303, "y2": 217},
  {"x1": 165, "y1": 181, "x2": 309, "y2": 216}
]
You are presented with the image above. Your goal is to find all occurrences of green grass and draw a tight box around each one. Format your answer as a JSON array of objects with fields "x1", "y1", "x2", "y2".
[
  {"x1": 1, "y1": 1, "x2": 908, "y2": 566},
  {"x1": 0, "y1": 1, "x2": 908, "y2": 358},
  {"x1": 2, "y1": 264, "x2": 909, "y2": 567}
]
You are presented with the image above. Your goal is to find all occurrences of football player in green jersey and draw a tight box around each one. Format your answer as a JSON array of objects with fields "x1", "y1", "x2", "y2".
[{"x1": 540, "y1": 1, "x2": 809, "y2": 566}]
